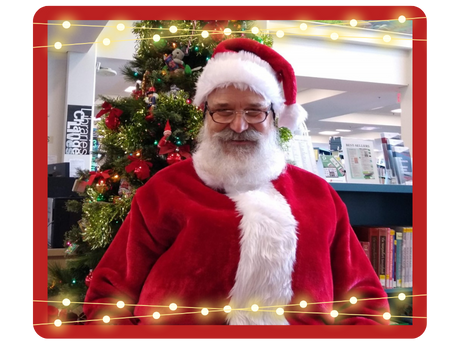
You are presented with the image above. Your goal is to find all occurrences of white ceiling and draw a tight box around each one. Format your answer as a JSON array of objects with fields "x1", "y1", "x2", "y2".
[{"x1": 48, "y1": 20, "x2": 406, "y2": 147}]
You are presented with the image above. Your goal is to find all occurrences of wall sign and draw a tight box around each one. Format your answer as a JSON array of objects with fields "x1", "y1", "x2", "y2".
[{"x1": 65, "y1": 105, "x2": 92, "y2": 155}]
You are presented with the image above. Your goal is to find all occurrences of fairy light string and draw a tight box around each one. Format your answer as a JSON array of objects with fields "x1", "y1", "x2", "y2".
[
  {"x1": 34, "y1": 16, "x2": 425, "y2": 50},
  {"x1": 33, "y1": 293, "x2": 427, "y2": 326}
]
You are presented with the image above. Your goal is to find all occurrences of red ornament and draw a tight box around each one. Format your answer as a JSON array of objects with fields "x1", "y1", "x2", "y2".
[
  {"x1": 166, "y1": 152, "x2": 182, "y2": 165},
  {"x1": 85, "y1": 269, "x2": 93, "y2": 287},
  {"x1": 202, "y1": 21, "x2": 226, "y2": 42},
  {"x1": 125, "y1": 156, "x2": 152, "y2": 180},
  {"x1": 105, "y1": 113, "x2": 121, "y2": 130},
  {"x1": 96, "y1": 102, "x2": 123, "y2": 131}
]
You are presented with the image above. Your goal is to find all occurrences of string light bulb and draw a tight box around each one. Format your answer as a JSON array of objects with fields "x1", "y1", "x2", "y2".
[
  {"x1": 223, "y1": 305, "x2": 232, "y2": 313},
  {"x1": 251, "y1": 27, "x2": 259, "y2": 34},
  {"x1": 62, "y1": 21, "x2": 71, "y2": 29},
  {"x1": 117, "y1": 23, "x2": 125, "y2": 31},
  {"x1": 300, "y1": 23, "x2": 307, "y2": 30},
  {"x1": 276, "y1": 308, "x2": 284, "y2": 315},
  {"x1": 383, "y1": 312, "x2": 391, "y2": 320},
  {"x1": 251, "y1": 304, "x2": 259, "y2": 312},
  {"x1": 169, "y1": 26, "x2": 178, "y2": 33},
  {"x1": 299, "y1": 300, "x2": 308, "y2": 308},
  {"x1": 153, "y1": 34, "x2": 160, "y2": 42},
  {"x1": 54, "y1": 319, "x2": 62, "y2": 327},
  {"x1": 398, "y1": 293, "x2": 406, "y2": 301},
  {"x1": 102, "y1": 315, "x2": 110, "y2": 323},
  {"x1": 54, "y1": 42, "x2": 62, "y2": 50},
  {"x1": 399, "y1": 15, "x2": 406, "y2": 23},
  {"x1": 350, "y1": 297, "x2": 358, "y2": 304},
  {"x1": 169, "y1": 303, "x2": 177, "y2": 311},
  {"x1": 383, "y1": 35, "x2": 391, "y2": 42},
  {"x1": 201, "y1": 308, "x2": 209, "y2": 316},
  {"x1": 116, "y1": 301, "x2": 125, "y2": 308},
  {"x1": 102, "y1": 38, "x2": 111, "y2": 46},
  {"x1": 62, "y1": 298, "x2": 71, "y2": 306},
  {"x1": 153, "y1": 312, "x2": 161, "y2": 319},
  {"x1": 330, "y1": 33, "x2": 339, "y2": 40},
  {"x1": 276, "y1": 30, "x2": 284, "y2": 38},
  {"x1": 201, "y1": 31, "x2": 209, "y2": 38},
  {"x1": 350, "y1": 19, "x2": 358, "y2": 27},
  {"x1": 224, "y1": 28, "x2": 232, "y2": 35},
  {"x1": 330, "y1": 310, "x2": 339, "y2": 318}
]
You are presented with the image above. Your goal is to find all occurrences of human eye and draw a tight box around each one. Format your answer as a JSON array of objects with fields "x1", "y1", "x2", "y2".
[
  {"x1": 215, "y1": 110, "x2": 234, "y2": 117},
  {"x1": 245, "y1": 110, "x2": 264, "y2": 118}
]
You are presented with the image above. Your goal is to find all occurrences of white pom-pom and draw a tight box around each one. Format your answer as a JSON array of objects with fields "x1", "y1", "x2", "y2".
[{"x1": 278, "y1": 103, "x2": 308, "y2": 131}]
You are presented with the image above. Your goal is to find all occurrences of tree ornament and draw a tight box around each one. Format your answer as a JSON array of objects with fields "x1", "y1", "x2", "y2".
[
  {"x1": 202, "y1": 21, "x2": 227, "y2": 42},
  {"x1": 96, "y1": 102, "x2": 123, "y2": 131},
  {"x1": 166, "y1": 151, "x2": 182, "y2": 165},
  {"x1": 125, "y1": 156, "x2": 152, "y2": 180},
  {"x1": 157, "y1": 120, "x2": 172, "y2": 148},
  {"x1": 85, "y1": 269, "x2": 93, "y2": 287},
  {"x1": 118, "y1": 178, "x2": 133, "y2": 197}
]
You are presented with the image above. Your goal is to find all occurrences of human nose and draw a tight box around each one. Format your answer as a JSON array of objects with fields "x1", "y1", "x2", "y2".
[{"x1": 229, "y1": 112, "x2": 249, "y2": 133}]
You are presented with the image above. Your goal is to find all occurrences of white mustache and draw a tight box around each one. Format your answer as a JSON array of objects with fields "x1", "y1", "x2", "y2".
[{"x1": 212, "y1": 128, "x2": 263, "y2": 142}]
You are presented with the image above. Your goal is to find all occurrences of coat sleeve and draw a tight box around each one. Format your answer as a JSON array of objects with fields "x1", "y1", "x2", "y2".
[
  {"x1": 328, "y1": 188, "x2": 391, "y2": 325},
  {"x1": 83, "y1": 188, "x2": 173, "y2": 325}
]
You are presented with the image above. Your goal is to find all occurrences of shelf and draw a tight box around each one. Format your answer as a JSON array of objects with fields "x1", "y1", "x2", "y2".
[
  {"x1": 330, "y1": 183, "x2": 412, "y2": 227},
  {"x1": 330, "y1": 183, "x2": 412, "y2": 194}
]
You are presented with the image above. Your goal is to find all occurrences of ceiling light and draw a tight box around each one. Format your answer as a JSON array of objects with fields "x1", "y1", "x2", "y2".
[
  {"x1": 391, "y1": 108, "x2": 402, "y2": 113},
  {"x1": 319, "y1": 131, "x2": 339, "y2": 135},
  {"x1": 360, "y1": 126, "x2": 377, "y2": 131},
  {"x1": 336, "y1": 129, "x2": 351, "y2": 132}
]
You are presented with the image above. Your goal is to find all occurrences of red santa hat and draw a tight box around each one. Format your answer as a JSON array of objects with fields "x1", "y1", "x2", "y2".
[{"x1": 193, "y1": 38, "x2": 307, "y2": 130}]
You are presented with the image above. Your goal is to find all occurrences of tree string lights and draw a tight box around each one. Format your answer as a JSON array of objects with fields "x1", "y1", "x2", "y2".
[
  {"x1": 33, "y1": 16, "x2": 425, "y2": 50},
  {"x1": 33, "y1": 293, "x2": 427, "y2": 326}
]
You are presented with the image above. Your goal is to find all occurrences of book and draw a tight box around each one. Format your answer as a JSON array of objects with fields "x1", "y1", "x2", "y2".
[
  {"x1": 395, "y1": 229, "x2": 403, "y2": 287},
  {"x1": 380, "y1": 133, "x2": 412, "y2": 185},
  {"x1": 355, "y1": 226, "x2": 412, "y2": 290},
  {"x1": 319, "y1": 154, "x2": 346, "y2": 183},
  {"x1": 392, "y1": 146, "x2": 413, "y2": 185},
  {"x1": 341, "y1": 138, "x2": 380, "y2": 184}
]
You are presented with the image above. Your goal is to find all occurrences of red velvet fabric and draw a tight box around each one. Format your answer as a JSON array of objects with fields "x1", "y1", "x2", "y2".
[{"x1": 83, "y1": 159, "x2": 390, "y2": 325}]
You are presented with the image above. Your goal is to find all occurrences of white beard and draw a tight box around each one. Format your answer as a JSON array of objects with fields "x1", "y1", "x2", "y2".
[{"x1": 192, "y1": 123, "x2": 286, "y2": 193}]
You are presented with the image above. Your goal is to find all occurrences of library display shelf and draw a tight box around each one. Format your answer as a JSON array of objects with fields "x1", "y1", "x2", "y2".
[{"x1": 330, "y1": 183, "x2": 412, "y2": 227}]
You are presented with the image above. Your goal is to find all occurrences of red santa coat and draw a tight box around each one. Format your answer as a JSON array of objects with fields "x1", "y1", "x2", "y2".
[{"x1": 83, "y1": 159, "x2": 390, "y2": 325}]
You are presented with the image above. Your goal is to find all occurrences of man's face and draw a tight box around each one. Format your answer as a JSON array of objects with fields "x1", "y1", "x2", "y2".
[
  {"x1": 194, "y1": 85, "x2": 285, "y2": 191},
  {"x1": 204, "y1": 85, "x2": 273, "y2": 155}
]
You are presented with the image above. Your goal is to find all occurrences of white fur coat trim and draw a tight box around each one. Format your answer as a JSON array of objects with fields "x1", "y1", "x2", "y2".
[{"x1": 226, "y1": 183, "x2": 298, "y2": 325}]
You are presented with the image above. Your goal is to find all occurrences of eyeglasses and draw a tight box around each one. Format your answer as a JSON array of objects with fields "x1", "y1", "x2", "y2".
[{"x1": 204, "y1": 102, "x2": 274, "y2": 124}]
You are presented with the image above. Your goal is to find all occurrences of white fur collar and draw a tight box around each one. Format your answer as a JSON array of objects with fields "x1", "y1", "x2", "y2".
[{"x1": 226, "y1": 183, "x2": 298, "y2": 325}]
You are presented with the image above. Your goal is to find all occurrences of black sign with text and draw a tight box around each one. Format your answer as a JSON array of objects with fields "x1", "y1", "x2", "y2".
[{"x1": 65, "y1": 105, "x2": 92, "y2": 155}]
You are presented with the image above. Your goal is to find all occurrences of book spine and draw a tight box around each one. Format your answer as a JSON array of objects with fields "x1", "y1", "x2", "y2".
[
  {"x1": 360, "y1": 241, "x2": 370, "y2": 261},
  {"x1": 379, "y1": 228, "x2": 387, "y2": 287},
  {"x1": 370, "y1": 228, "x2": 380, "y2": 279},
  {"x1": 408, "y1": 228, "x2": 413, "y2": 288},
  {"x1": 396, "y1": 230, "x2": 403, "y2": 287},
  {"x1": 388, "y1": 229, "x2": 395, "y2": 289}
]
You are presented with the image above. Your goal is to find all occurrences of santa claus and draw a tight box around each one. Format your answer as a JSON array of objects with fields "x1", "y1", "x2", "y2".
[{"x1": 83, "y1": 38, "x2": 390, "y2": 326}]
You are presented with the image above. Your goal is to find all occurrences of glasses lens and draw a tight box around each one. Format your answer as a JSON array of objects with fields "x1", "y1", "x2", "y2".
[{"x1": 212, "y1": 111, "x2": 268, "y2": 124}]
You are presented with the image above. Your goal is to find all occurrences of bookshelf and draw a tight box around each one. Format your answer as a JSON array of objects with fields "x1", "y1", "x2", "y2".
[
  {"x1": 330, "y1": 183, "x2": 412, "y2": 227},
  {"x1": 330, "y1": 183, "x2": 413, "y2": 325}
]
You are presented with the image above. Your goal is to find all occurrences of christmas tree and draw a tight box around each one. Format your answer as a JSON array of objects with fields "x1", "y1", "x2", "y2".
[{"x1": 47, "y1": 19, "x2": 281, "y2": 320}]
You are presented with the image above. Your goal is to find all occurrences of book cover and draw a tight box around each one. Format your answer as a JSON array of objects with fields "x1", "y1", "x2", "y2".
[
  {"x1": 392, "y1": 146, "x2": 413, "y2": 185},
  {"x1": 380, "y1": 133, "x2": 404, "y2": 185},
  {"x1": 319, "y1": 154, "x2": 346, "y2": 183},
  {"x1": 341, "y1": 138, "x2": 380, "y2": 184}
]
